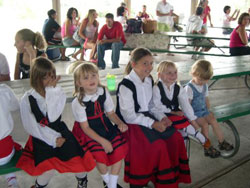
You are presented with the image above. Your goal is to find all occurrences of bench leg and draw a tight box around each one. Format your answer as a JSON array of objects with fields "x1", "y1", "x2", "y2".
[
  {"x1": 208, "y1": 79, "x2": 218, "y2": 89},
  {"x1": 220, "y1": 120, "x2": 240, "y2": 158},
  {"x1": 244, "y1": 75, "x2": 250, "y2": 90}
]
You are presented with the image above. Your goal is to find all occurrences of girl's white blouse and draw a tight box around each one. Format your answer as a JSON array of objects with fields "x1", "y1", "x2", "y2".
[
  {"x1": 0, "y1": 84, "x2": 19, "y2": 139},
  {"x1": 72, "y1": 87, "x2": 114, "y2": 123},
  {"x1": 20, "y1": 86, "x2": 66, "y2": 148},
  {"x1": 117, "y1": 70, "x2": 155, "y2": 129},
  {"x1": 152, "y1": 80, "x2": 196, "y2": 121}
]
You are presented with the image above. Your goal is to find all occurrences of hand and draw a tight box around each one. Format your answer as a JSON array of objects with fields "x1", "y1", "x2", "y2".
[
  {"x1": 101, "y1": 139, "x2": 113, "y2": 153},
  {"x1": 210, "y1": 23, "x2": 213, "y2": 27},
  {"x1": 47, "y1": 75, "x2": 61, "y2": 87},
  {"x1": 98, "y1": 40, "x2": 106, "y2": 45},
  {"x1": 24, "y1": 42, "x2": 36, "y2": 57},
  {"x1": 56, "y1": 137, "x2": 66, "y2": 147},
  {"x1": 118, "y1": 123, "x2": 128, "y2": 132},
  {"x1": 161, "y1": 116, "x2": 172, "y2": 127},
  {"x1": 152, "y1": 121, "x2": 167, "y2": 133}
]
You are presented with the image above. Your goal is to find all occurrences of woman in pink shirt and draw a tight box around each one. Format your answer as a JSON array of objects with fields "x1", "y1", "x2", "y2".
[
  {"x1": 61, "y1": 7, "x2": 81, "y2": 60},
  {"x1": 230, "y1": 13, "x2": 250, "y2": 56}
]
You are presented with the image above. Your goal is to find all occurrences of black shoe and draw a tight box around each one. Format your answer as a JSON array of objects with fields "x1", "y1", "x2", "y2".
[{"x1": 76, "y1": 176, "x2": 88, "y2": 188}]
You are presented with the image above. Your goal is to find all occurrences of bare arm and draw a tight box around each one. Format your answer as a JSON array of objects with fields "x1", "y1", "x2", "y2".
[
  {"x1": 205, "y1": 97, "x2": 210, "y2": 110},
  {"x1": 156, "y1": 10, "x2": 170, "y2": 17},
  {"x1": 14, "y1": 53, "x2": 20, "y2": 80},
  {"x1": 65, "y1": 19, "x2": 72, "y2": 38},
  {"x1": 79, "y1": 19, "x2": 88, "y2": 40},
  {"x1": 106, "y1": 111, "x2": 128, "y2": 132},
  {"x1": 208, "y1": 12, "x2": 213, "y2": 27},
  {"x1": 237, "y1": 26, "x2": 248, "y2": 45}
]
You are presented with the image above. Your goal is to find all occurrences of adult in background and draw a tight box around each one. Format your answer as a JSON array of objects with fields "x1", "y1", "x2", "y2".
[
  {"x1": 117, "y1": 6, "x2": 127, "y2": 31},
  {"x1": 61, "y1": 7, "x2": 82, "y2": 60},
  {"x1": 97, "y1": 13, "x2": 126, "y2": 69},
  {"x1": 156, "y1": 0, "x2": 176, "y2": 32},
  {"x1": 137, "y1": 5, "x2": 150, "y2": 20},
  {"x1": 199, "y1": 0, "x2": 213, "y2": 33},
  {"x1": 42, "y1": 9, "x2": 69, "y2": 61},
  {"x1": 14, "y1": 29, "x2": 47, "y2": 79},
  {"x1": 222, "y1": 6, "x2": 240, "y2": 35},
  {"x1": 77, "y1": 9, "x2": 99, "y2": 62},
  {"x1": 0, "y1": 52, "x2": 10, "y2": 81},
  {"x1": 229, "y1": 13, "x2": 250, "y2": 56},
  {"x1": 186, "y1": 7, "x2": 214, "y2": 60}
]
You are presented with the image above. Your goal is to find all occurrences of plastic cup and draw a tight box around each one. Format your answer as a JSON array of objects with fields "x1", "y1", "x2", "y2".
[{"x1": 106, "y1": 74, "x2": 116, "y2": 91}]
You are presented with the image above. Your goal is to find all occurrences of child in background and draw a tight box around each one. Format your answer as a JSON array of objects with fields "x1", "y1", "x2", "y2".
[
  {"x1": 185, "y1": 60, "x2": 234, "y2": 157},
  {"x1": 222, "y1": 6, "x2": 240, "y2": 34},
  {"x1": 0, "y1": 84, "x2": 22, "y2": 188},
  {"x1": 16, "y1": 57, "x2": 95, "y2": 188},
  {"x1": 72, "y1": 62, "x2": 128, "y2": 188},
  {"x1": 14, "y1": 29, "x2": 47, "y2": 80},
  {"x1": 116, "y1": 48, "x2": 191, "y2": 187},
  {"x1": 153, "y1": 61, "x2": 219, "y2": 158}
]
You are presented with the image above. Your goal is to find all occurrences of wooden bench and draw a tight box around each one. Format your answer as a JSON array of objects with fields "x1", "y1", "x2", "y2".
[
  {"x1": 188, "y1": 99, "x2": 250, "y2": 159},
  {"x1": 48, "y1": 45, "x2": 231, "y2": 57},
  {"x1": 0, "y1": 151, "x2": 22, "y2": 175}
]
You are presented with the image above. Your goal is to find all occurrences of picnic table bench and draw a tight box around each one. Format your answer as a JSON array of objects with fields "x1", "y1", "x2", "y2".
[{"x1": 166, "y1": 31, "x2": 231, "y2": 57}]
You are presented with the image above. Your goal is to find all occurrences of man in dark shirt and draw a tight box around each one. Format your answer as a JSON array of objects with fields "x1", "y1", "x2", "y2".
[
  {"x1": 42, "y1": 9, "x2": 68, "y2": 61},
  {"x1": 97, "y1": 13, "x2": 126, "y2": 69}
]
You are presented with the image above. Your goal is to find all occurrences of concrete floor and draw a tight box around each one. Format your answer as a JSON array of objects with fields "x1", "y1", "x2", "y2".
[{"x1": 1, "y1": 50, "x2": 250, "y2": 188}]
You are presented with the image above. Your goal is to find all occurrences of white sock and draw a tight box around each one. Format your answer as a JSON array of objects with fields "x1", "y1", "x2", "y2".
[
  {"x1": 194, "y1": 131, "x2": 206, "y2": 144},
  {"x1": 108, "y1": 174, "x2": 119, "y2": 188},
  {"x1": 37, "y1": 170, "x2": 55, "y2": 186},
  {"x1": 75, "y1": 172, "x2": 87, "y2": 179},
  {"x1": 178, "y1": 129, "x2": 189, "y2": 147},
  {"x1": 5, "y1": 173, "x2": 18, "y2": 187},
  {"x1": 101, "y1": 172, "x2": 110, "y2": 184}
]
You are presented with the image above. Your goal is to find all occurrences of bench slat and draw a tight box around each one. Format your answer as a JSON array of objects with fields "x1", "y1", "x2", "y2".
[
  {"x1": 213, "y1": 99, "x2": 250, "y2": 122},
  {"x1": 0, "y1": 151, "x2": 22, "y2": 175}
]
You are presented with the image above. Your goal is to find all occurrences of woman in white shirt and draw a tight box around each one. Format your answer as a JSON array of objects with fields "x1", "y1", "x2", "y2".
[{"x1": 222, "y1": 6, "x2": 240, "y2": 34}]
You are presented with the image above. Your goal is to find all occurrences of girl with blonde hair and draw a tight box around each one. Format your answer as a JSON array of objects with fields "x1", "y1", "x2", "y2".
[
  {"x1": 14, "y1": 28, "x2": 47, "y2": 79},
  {"x1": 153, "y1": 61, "x2": 215, "y2": 157},
  {"x1": 75, "y1": 9, "x2": 99, "y2": 62},
  {"x1": 72, "y1": 62, "x2": 128, "y2": 188},
  {"x1": 117, "y1": 47, "x2": 191, "y2": 187},
  {"x1": 185, "y1": 60, "x2": 234, "y2": 157}
]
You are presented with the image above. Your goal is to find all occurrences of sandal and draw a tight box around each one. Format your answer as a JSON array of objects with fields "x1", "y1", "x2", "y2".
[
  {"x1": 204, "y1": 146, "x2": 220, "y2": 158},
  {"x1": 218, "y1": 140, "x2": 234, "y2": 151},
  {"x1": 60, "y1": 56, "x2": 70, "y2": 61}
]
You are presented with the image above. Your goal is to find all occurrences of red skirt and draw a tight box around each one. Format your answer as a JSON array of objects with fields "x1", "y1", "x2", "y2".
[
  {"x1": 72, "y1": 122, "x2": 128, "y2": 166},
  {"x1": 163, "y1": 131, "x2": 191, "y2": 184},
  {"x1": 167, "y1": 114, "x2": 190, "y2": 129},
  {"x1": 123, "y1": 124, "x2": 190, "y2": 188},
  {"x1": 16, "y1": 136, "x2": 95, "y2": 176},
  {"x1": 0, "y1": 136, "x2": 22, "y2": 158}
]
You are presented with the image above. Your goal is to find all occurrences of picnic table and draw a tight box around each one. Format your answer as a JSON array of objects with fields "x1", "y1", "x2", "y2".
[
  {"x1": 177, "y1": 55, "x2": 250, "y2": 89},
  {"x1": 166, "y1": 31, "x2": 231, "y2": 56}
]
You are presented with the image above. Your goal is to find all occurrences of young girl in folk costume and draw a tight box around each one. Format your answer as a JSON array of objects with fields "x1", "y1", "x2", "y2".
[
  {"x1": 14, "y1": 29, "x2": 47, "y2": 80},
  {"x1": 16, "y1": 57, "x2": 95, "y2": 188},
  {"x1": 116, "y1": 48, "x2": 191, "y2": 188},
  {"x1": 72, "y1": 63, "x2": 128, "y2": 188},
  {"x1": 0, "y1": 84, "x2": 22, "y2": 188},
  {"x1": 185, "y1": 60, "x2": 234, "y2": 157},
  {"x1": 153, "y1": 61, "x2": 217, "y2": 158}
]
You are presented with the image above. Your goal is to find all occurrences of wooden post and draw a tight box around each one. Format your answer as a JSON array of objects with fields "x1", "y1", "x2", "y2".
[
  {"x1": 52, "y1": 0, "x2": 61, "y2": 25},
  {"x1": 190, "y1": 0, "x2": 198, "y2": 16},
  {"x1": 124, "y1": 0, "x2": 131, "y2": 18}
]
